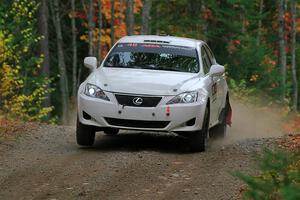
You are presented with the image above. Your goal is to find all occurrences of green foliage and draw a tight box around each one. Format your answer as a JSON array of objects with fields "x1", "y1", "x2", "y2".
[
  {"x1": 228, "y1": 79, "x2": 256, "y2": 101},
  {"x1": 236, "y1": 149, "x2": 300, "y2": 200},
  {"x1": 228, "y1": 35, "x2": 283, "y2": 98},
  {"x1": 0, "y1": 0, "x2": 54, "y2": 121},
  {"x1": 151, "y1": 0, "x2": 206, "y2": 39}
]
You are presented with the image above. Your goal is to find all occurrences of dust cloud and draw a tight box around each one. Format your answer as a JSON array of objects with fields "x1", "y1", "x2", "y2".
[{"x1": 221, "y1": 98, "x2": 285, "y2": 144}]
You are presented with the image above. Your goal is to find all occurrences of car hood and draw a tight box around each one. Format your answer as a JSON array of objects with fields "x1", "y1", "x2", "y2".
[{"x1": 91, "y1": 67, "x2": 200, "y2": 96}]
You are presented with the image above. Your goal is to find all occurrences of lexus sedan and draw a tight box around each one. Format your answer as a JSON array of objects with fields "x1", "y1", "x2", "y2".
[{"x1": 77, "y1": 35, "x2": 232, "y2": 152}]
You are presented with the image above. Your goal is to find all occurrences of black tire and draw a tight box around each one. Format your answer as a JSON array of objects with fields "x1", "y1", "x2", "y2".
[
  {"x1": 104, "y1": 128, "x2": 119, "y2": 135},
  {"x1": 210, "y1": 99, "x2": 229, "y2": 139},
  {"x1": 76, "y1": 118, "x2": 95, "y2": 146},
  {"x1": 188, "y1": 108, "x2": 209, "y2": 152},
  {"x1": 209, "y1": 122, "x2": 226, "y2": 139}
]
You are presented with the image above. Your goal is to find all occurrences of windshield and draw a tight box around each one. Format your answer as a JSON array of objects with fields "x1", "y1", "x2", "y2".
[{"x1": 103, "y1": 43, "x2": 199, "y2": 73}]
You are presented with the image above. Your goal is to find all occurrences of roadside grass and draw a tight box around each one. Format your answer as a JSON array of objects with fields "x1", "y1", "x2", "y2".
[
  {"x1": 236, "y1": 147, "x2": 300, "y2": 200},
  {"x1": 235, "y1": 135, "x2": 300, "y2": 200}
]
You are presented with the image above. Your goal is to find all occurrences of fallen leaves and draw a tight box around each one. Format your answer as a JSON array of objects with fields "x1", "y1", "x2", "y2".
[
  {"x1": 277, "y1": 134, "x2": 300, "y2": 151},
  {"x1": 280, "y1": 115, "x2": 300, "y2": 150},
  {"x1": 0, "y1": 117, "x2": 37, "y2": 142},
  {"x1": 282, "y1": 116, "x2": 300, "y2": 134}
]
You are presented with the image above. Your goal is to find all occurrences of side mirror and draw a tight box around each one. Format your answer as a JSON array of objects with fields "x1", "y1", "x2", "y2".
[
  {"x1": 84, "y1": 57, "x2": 97, "y2": 71},
  {"x1": 209, "y1": 64, "x2": 225, "y2": 76}
]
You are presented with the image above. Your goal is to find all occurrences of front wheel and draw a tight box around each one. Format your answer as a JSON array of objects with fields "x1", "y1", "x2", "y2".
[
  {"x1": 209, "y1": 123, "x2": 226, "y2": 139},
  {"x1": 188, "y1": 108, "x2": 209, "y2": 152},
  {"x1": 76, "y1": 118, "x2": 95, "y2": 146}
]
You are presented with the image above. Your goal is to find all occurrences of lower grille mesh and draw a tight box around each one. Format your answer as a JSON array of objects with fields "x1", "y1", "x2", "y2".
[{"x1": 105, "y1": 118, "x2": 170, "y2": 129}]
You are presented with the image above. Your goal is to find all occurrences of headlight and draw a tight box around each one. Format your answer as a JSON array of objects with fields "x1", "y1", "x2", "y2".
[
  {"x1": 84, "y1": 83, "x2": 110, "y2": 101},
  {"x1": 167, "y1": 91, "x2": 198, "y2": 104}
]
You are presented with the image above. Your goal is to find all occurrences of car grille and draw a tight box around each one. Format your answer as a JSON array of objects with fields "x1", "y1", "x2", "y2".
[
  {"x1": 114, "y1": 94, "x2": 162, "y2": 107},
  {"x1": 105, "y1": 118, "x2": 170, "y2": 129}
]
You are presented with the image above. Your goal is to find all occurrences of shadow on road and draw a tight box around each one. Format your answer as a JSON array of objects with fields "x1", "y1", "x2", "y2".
[{"x1": 81, "y1": 132, "x2": 192, "y2": 154}]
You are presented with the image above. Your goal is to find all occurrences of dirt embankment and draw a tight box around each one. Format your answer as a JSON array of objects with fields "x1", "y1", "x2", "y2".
[{"x1": 0, "y1": 100, "x2": 284, "y2": 200}]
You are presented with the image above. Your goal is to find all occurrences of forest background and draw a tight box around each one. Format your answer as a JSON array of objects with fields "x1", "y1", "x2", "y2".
[{"x1": 0, "y1": 0, "x2": 299, "y2": 124}]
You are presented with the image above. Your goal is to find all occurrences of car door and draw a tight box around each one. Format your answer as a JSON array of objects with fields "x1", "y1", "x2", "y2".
[
  {"x1": 200, "y1": 45, "x2": 219, "y2": 125},
  {"x1": 204, "y1": 45, "x2": 226, "y2": 119}
]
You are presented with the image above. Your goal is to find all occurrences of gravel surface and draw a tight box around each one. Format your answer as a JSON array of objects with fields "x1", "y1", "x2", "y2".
[{"x1": 0, "y1": 100, "x2": 283, "y2": 200}]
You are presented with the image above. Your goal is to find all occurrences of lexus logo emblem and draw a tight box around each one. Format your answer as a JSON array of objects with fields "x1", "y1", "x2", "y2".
[{"x1": 133, "y1": 97, "x2": 143, "y2": 105}]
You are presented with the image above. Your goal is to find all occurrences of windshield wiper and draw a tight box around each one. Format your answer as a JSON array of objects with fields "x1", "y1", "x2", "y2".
[
  {"x1": 137, "y1": 64, "x2": 157, "y2": 70},
  {"x1": 104, "y1": 65, "x2": 127, "y2": 68},
  {"x1": 105, "y1": 65, "x2": 144, "y2": 69},
  {"x1": 135, "y1": 65, "x2": 182, "y2": 72},
  {"x1": 105, "y1": 65, "x2": 182, "y2": 72}
]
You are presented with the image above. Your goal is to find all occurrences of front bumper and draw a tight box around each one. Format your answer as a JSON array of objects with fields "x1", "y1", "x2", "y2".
[{"x1": 78, "y1": 91, "x2": 207, "y2": 132}]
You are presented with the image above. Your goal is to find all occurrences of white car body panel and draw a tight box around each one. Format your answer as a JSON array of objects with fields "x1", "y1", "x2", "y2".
[
  {"x1": 93, "y1": 67, "x2": 200, "y2": 96},
  {"x1": 78, "y1": 35, "x2": 229, "y2": 133}
]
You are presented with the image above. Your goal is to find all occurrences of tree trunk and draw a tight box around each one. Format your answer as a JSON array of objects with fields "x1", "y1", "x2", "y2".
[
  {"x1": 154, "y1": 3, "x2": 160, "y2": 35},
  {"x1": 291, "y1": 0, "x2": 298, "y2": 111},
  {"x1": 77, "y1": 65, "x2": 82, "y2": 88},
  {"x1": 110, "y1": 0, "x2": 115, "y2": 46},
  {"x1": 50, "y1": 0, "x2": 70, "y2": 124},
  {"x1": 71, "y1": 0, "x2": 78, "y2": 97},
  {"x1": 256, "y1": 0, "x2": 264, "y2": 46},
  {"x1": 240, "y1": 5, "x2": 246, "y2": 34},
  {"x1": 141, "y1": 0, "x2": 152, "y2": 34},
  {"x1": 38, "y1": 0, "x2": 51, "y2": 107},
  {"x1": 278, "y1": 0, "x2": 286, "y2": 99},
  {"x1": 98, "y1": 0, "x2": 102, "y2": 63},
  {"x1": 88, "y1": 0, "x2": 94, "y2": 56},
  {"x1": 200, "y1": 0, "x2": 208, "y2": 40},
  {"x1": 126, "y1": 0, "x2": 134, "y2": 35}
]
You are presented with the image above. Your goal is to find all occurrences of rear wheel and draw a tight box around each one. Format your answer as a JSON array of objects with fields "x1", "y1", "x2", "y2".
[
  {"x1": 76, "y1": 117, "x2": 95, "y2": 146},
  {"x1": 104, "y1": 128, "x2": 119, "y2": 135},
  {"x1": 188, "y1": 108, "x2": 209, "y2": 152}
]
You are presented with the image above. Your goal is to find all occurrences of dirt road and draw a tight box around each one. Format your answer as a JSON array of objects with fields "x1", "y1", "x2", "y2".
[{"x1": 0, "y1": 101, "x2": 283, "y2": 200}]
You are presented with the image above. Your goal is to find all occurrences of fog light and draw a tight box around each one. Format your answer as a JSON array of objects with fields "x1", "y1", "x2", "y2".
[
  {"x1": 83, "y1": 111, "x2": 92, "y2": 120},
  {"x1": 186, "y1": 118, "x2": 196, "y2": 126}
]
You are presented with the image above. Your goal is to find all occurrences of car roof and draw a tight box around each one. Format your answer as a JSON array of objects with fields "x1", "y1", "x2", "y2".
[{"x1": 118, "y1": 35, "x2": 204, "y2": 48}]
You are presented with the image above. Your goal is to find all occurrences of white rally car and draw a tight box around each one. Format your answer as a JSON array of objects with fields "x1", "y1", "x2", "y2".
[{"x1": 77, "y1": 35, "x2": 232, "y2": 152}]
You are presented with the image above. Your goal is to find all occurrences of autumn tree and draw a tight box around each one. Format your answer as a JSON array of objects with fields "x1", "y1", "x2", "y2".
[{"x1": 0, "y1": 0, "x2": 53, "y2": 121}]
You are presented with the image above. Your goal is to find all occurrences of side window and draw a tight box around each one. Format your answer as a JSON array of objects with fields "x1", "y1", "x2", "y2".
[
  {"x1": 201, "y1": 46, "x2": 212, "y2": 74},
  {"x1": 204, "y1": 45, "x2": 215, "y2": 64}
]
